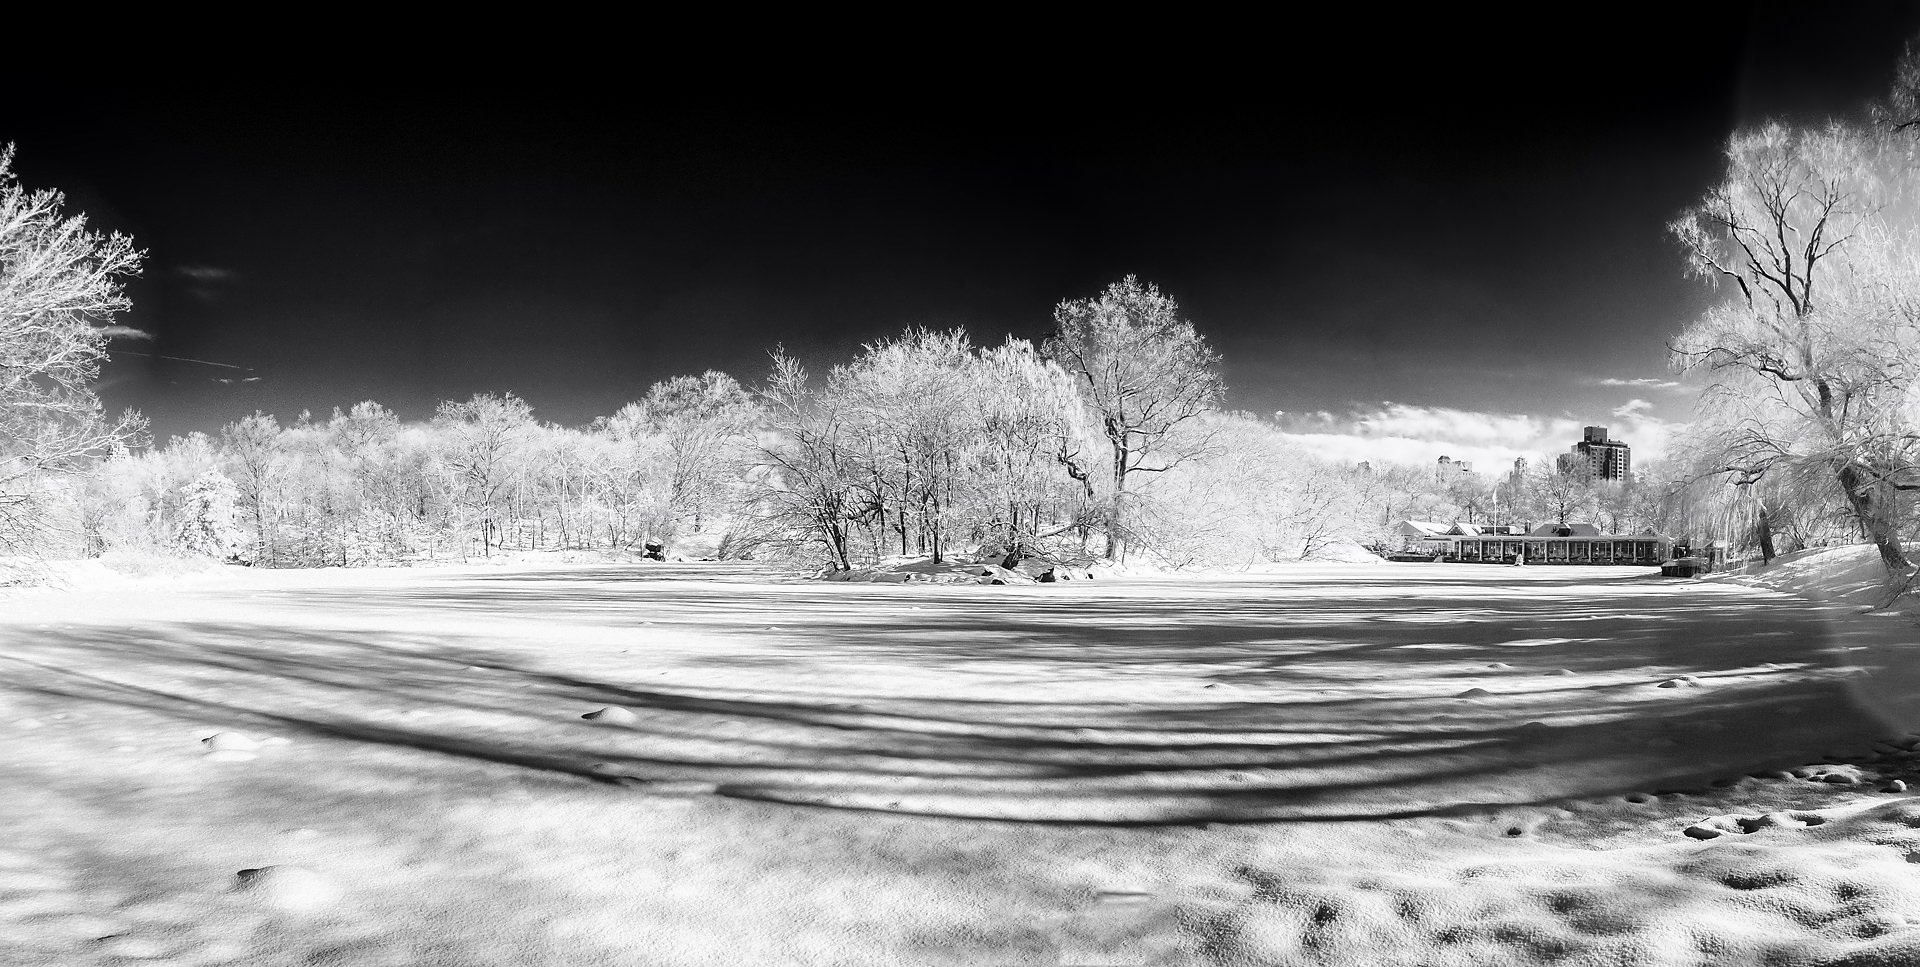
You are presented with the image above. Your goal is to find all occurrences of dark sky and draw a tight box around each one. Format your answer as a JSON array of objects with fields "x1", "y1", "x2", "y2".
[{"x1": 8, "y1": 9, "x2": 1920, "y2": 448}]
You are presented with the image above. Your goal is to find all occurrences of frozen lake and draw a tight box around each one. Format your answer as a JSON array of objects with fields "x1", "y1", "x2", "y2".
[{"x1": 3, "y1": 561, "x2": 1915, "y2": 965}]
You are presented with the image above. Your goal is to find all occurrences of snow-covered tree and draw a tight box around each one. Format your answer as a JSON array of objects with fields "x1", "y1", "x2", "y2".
[
  {"x1": 1525, "y1": 459, "x2": 1599, "y2": 527},
  {"x1": 220, "y1": 412, "x2": 285, "y2": 564},
  {"x1": 968, "y1": 339, "x2": 1100, "y2": 558},
  {"x1": 0, "y1": 145, "x2": 146, "y2": 555},
  {"x1": 1671, "y1": 121, "x2": 1920, "y2": 569},
  {"x1": 591, "y1": 404, "x2": 669, "y2": 549},
  {"x1": 636, "y1": 371, "x2": 759, "y2": 538},
  {"x1": 1045, "y1": 276, "x2": 1223, "y2": 561},
  {"x1": 1138, "y1": 412, "x2": 1373, "y2": 568},
  {"x1": 832, "y1": 328, "x2": 981, "y2": 563},
  {"x1": 748, "y1": 351, "x2": 863, "y2": 569},
  {"x1": 174, "y1": 470, "x2": 242, "y2": 558},
  {"x1": 435, "y1": 392, "x2": 535, "y2": 557}
]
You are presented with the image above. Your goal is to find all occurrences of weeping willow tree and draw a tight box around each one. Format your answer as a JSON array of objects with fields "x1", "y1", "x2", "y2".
[{"x1": 1671, "y1": 121, "x2": 1920, "y2": 571}]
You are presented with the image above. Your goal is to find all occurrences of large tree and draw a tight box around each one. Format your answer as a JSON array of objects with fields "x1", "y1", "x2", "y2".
[
  {"x1": 833, "y1": 328, "x2": 980, "y2": 562},
  {"x1": 636, "y1": 370, "x2": 759, "y2": 538},
  {"x1": 434, "y1": 392, "x2": 536, "y2": 557},
  {"x1": 1873, "y1": 41, "x2": 1920, "y2": 135},
  {"x1": 1044, "y1": 276, "x2": 1223, "y2": 560},
  {"x1": 968, "y1": 338, "x2": 1098, "y2": 559},
  {"x1": 749, "y1": 352, "x2": 862, "y2": 569},
  {"x1": 0, "y1": 145, "x2": 145, "y2": 553},
  {"x1": 1525, "y1": 459, "x2": 1599, "y2": 528},
  {"x1": 1670, "y1": 121, "x2": 1920, "y2": 569},
  {"x1": 219, "y1": 412, "x2": 284, "y2": 564}
]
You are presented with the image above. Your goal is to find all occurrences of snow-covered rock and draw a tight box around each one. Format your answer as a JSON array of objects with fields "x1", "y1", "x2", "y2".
[
  {"x1": 582, "y1": 706, "x2": 639, "y2": 725},
  {"x1": 231, "y1": 865, "x2": 338, "y2": 911},
  {"x1": 201, "y1": 731, "x2": 259, "y2": 761}
]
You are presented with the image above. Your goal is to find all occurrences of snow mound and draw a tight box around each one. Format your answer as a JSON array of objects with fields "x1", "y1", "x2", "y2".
[
  {"x1": 0, "y1": 553, "x2": 233, "y2": 596},
  {"x1": 200, "y1": 731, "x2": 259, "y2": 761},
  {"x1": 581, "y1": 705, "x2": 638, "y2": 725},
  {"x1": 231, "y1": 865, "x2": 339, "y2": 912}
]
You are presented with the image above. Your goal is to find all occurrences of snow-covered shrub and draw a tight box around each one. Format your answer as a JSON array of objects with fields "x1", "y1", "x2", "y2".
[{"x1": 174, "y1": 470, "x2": 244, "y2": 559}]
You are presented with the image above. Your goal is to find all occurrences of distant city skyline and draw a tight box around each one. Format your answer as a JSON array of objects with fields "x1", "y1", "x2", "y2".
[
  {"x1": 1282, "y1": 407, "x2": 1661, "y2": 473},
  {"x1": 6, "y1": 8, "x2": 1918, "y2": 465}
]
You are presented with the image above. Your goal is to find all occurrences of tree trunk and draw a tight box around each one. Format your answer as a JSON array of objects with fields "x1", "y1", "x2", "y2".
[
  {"x1": 826, "y1": 518, "x2": 850, "y2": 570},
  {"x1": 1838, "y1": 463, "x2": 1909, "y2": 569},
  {"x1": 1107, "y1": 435, "x2": 1129, "y2": 561},
  {"x1": 1755, "y1": 502, "x2": 1777, "y2": 565}
]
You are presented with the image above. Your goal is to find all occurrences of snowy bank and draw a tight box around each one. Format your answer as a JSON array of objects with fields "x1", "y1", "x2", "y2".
[
  {"x1": 816, "y1": 541, "x2": 1384, "y2": 585},
  {"x1": 816, "y1": 555, "x2": 1099, "y2": 585},
  {"x1": 1707, "y1": 543, "x2": 1917, "y2": 609}
]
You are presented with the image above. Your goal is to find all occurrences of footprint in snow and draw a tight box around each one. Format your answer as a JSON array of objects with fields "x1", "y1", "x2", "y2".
[{"x1": 1685, "y1": 809, "x2": 1829, "y2": 840}]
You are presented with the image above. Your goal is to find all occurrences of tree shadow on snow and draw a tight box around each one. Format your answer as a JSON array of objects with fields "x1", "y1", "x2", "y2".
[{"x1": 0, "y1": 566, "x2": 1900, "y2": 825}]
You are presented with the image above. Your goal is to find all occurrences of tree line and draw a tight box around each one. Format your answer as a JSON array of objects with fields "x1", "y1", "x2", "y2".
[
  {"x1": 15, "y1": 39, "x2": 1920, "y2": 577},
  {"x1": 77, "y1": 377, "x2": 756, "y2": 567},
  {"x1": 0, "y1": 144, "x2": 1792, "y2": 575},
  {"x1": 45, "y1": 278, "x2": 1393, "y2": 571}
]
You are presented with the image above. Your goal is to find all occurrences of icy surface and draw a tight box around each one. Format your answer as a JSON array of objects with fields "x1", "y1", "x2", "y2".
[{"x1": 2, "y1": 558, "x2": 1918, "y2": 964}]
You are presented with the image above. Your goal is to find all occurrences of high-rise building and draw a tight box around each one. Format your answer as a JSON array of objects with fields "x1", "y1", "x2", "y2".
[{"x1": 1557, "y1": 426, "x2": 1630, "y2": 482}]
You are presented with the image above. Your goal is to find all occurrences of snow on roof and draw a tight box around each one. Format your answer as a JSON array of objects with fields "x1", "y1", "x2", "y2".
[
  {"x1": 1393, "y1": 520, "x2": 1453, "y2": 537},
  {"x1": 1528, "y1": 522, "x2": 1603, "y2": 537}
]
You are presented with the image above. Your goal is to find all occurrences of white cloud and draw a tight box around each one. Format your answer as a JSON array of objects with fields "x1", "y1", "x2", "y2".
[
  {"x1": 175, "y1": 265, "x2": 236, "y2": 282},
  {"x1": 1273, "y1": 402, "x2": 1682, "y2": 470},
  {"x1": 1592, "y1": 376, "x2": 1685, "y2": 391},
  {"x1": 96, "y1": 324, "x2": 153, "y2": 340}
]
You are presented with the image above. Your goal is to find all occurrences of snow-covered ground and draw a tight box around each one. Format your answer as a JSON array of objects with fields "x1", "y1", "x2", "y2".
[
  {"x1": 3, "y1": 555, "x2": 1919, "y2": 964},
  {"x1": 1709, "y1": 543, "x2": 1917, "y2": 608}
]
